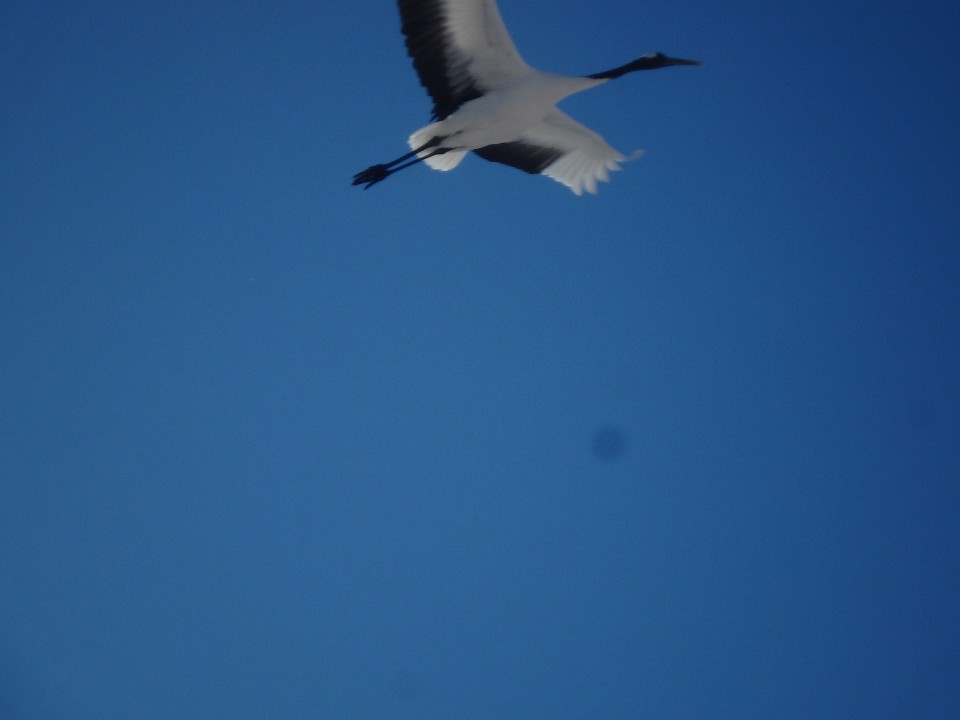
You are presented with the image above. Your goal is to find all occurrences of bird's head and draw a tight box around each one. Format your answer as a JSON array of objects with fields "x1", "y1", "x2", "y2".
[{"x1": 634, "y1": 52, "x2": 703, "y2": 70}]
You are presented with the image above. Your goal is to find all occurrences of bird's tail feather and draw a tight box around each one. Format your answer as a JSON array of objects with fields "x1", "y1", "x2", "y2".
[{"x1": 408, "y1": 124, "x2": 467, "y2": 171}]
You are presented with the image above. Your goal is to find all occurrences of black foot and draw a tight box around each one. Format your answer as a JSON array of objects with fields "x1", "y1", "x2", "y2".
[{"x1": 352, "y1": 164, "x2": 391, "y2": 189}]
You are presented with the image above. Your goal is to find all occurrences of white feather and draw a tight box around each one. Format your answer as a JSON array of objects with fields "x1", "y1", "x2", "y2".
[
  {"x1": 441, "y1": 0, "x2": 531, "y2": 90},
  {"x1": 525, "y1": 109, "x2": 639, "y2": 195}
]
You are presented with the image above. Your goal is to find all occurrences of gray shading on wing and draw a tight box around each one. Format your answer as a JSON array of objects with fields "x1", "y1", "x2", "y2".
[
  {"x1": 475, "y1": 109, "x2": 635, "y2": 193},
  {"x1": 397, "y1": 0, "x2": 531, "y2": 120}
]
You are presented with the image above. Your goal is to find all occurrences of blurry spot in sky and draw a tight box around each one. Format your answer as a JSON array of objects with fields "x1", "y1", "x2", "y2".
[{"x1": 591, "y1": 425, "x2": 628, "y2": 461}]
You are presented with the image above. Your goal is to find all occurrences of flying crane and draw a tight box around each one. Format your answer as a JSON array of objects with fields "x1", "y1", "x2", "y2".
[{"x1": 353, "y1": 0, "x2": 701, "y2": 194}]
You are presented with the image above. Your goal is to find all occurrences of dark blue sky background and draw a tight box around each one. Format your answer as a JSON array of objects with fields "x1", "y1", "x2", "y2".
[{"x1": 2, "y1": 1, "x2": 959, "y2": 718}]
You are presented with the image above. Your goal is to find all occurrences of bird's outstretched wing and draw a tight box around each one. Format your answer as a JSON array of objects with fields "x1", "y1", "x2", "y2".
[
  {"x1": 474, "y1": 109, "x2": 639, "y2": 194},
  {"x1": 398, "y1": 0, "x2": 532, "y2": 120}
]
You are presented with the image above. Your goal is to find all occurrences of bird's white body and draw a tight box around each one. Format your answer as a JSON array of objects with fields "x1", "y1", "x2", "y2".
[
  {"x1": 410, "y1": 72, "x2": 609, "y2": 174},
  {"x1": 353, "y1": 0, "x2": 699, "y2": 194}
]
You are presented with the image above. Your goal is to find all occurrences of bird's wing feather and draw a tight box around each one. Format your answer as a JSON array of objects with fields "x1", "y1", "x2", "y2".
[
  {"x1": 475, "y1": 109, "x2": 634, "y2": 195},
  {"x1": 398, "y1": 0, "x2": 532, "y2": 120},
  {"x1": 473, "y1": 141, "x2": 564, "y2": 175}
]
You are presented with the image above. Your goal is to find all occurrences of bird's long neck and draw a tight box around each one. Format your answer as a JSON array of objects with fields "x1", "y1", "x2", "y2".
[
  {"x1": 587, "y1": 59, "x2": 647, "y2": 81},
  {"x1": 587, "y1": 53, "x2": 702, "y2": 80}
]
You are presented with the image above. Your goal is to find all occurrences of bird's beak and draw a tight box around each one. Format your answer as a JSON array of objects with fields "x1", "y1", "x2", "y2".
[{"x1": 664, "y1": 55, "x2": 703, "y2": 67}]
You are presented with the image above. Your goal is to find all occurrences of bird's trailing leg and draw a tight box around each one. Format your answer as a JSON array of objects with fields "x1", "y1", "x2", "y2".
[{"x1": 352, "y1": 137, "x2": 448, "y2": 189}]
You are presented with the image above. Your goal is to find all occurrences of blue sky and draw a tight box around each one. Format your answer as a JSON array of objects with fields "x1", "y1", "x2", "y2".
[{"x1": 2, "y1": 1, "x2": 959, "y2": 718}]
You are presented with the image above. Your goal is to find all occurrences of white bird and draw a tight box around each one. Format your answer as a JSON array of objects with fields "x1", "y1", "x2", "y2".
[{"x1": 353, "y1": 0, "x2": 701, "y2": 194}]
